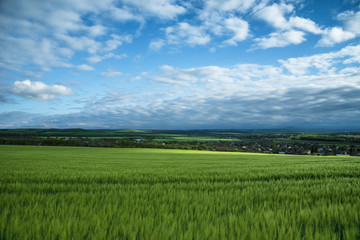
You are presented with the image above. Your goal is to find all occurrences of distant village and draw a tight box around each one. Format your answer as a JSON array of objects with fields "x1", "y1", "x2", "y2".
[
  {"x1": 2, "y1": 136, "x2": 359, "y2": 156},
  {"x1": 1, "y1": 129, "x2": 359, "y2": 156}
]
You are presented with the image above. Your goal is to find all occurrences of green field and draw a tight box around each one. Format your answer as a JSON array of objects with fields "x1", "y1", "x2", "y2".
[{"x1": 1, "y1": 145, "x2": 360, "y2": 239}]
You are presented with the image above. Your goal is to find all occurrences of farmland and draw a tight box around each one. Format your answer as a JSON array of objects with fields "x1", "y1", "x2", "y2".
[
  {"x1": 1, "y1": 145, "x2": 360, "y2": 239},
  {"x1": 1, "y1": 128, "x2": 360, "y2": 155}
]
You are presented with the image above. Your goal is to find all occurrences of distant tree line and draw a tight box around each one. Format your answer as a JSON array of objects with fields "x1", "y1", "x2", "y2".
[{"x1": 1, "y1": 136, "x2": 359, "y2": 156}]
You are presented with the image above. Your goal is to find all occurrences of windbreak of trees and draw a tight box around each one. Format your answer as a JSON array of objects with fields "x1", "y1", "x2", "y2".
[
  {"x1": 0, "y1": 137, "x2": 219, "y2": 151},
  {"x1": 294, "y1": 134, "x2": 360, "y2": 143}
]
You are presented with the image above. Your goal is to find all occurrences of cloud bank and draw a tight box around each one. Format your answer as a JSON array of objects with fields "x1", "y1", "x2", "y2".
[{"x1": 2, "y1": 44, "x2": 360, "y2": 129}]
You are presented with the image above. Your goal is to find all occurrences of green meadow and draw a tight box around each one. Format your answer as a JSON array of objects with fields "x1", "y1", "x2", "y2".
[{"x1": 0, "y1": 145, "x2": 359, "y2": 239}]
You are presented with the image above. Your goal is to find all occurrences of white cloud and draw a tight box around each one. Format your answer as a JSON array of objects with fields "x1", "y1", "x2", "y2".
[
  {"x1": 255, "y1": 3, "x2": 293, "y2": 30},
  {"x1": 86, "y1": 53, "x2": 127, "y2": 64},
  {"x1": 110, "y1": 7, "x2": 144, "y2": 22},
  {"x1": 153, "y1": 44, "x2": 360, "y2": 88},
  {"x1": 288, "y1": 16, "x2": 322, "y2": 34},
  {"x1": 76, "y1": 64, "x2": 95, "y2": 71},
  {"x1": 252, "y1": 3, "x2": 357, "y2": 49},
  {"x1": 0, "y1": 35, "x2": 73, "y2": 73},
  {"x1": 149, "y1": 39, "x2": 166, "y2": 51},
  {"x1": 87, "y1": 25, "x2": 107, "y2": 37},
  {"x1": 255, "y1": 3, "x2": 360, "y2": 48},
  {"x1": 203, "y1": 0, "x2": 257, "y2": 14},
  {"x1": 12, "y1": 80, "x2": 73, "y2": 100},
  {"x1": 279, "y1": 44, "x2": 360, "y2": 75},
  {"x1": 100, "y1": 70, "x2": 123, "y2": 77},
  {"x1": 254, "y1": 30, "x2": 306, "y2": 49},
  {"x1": 279, "y1": 55, "x2": 336, "y2": 75},
  {"x1": 252, "y1": 2, "x2": 357, "y2": 50},
  {"x1": 0, "y1": 0, "x2": 135, "y2": 76},
  {"x1": 151, "y1": 0, "x2": 255, "y2": 49},
  {"x1": 46, "y1": 10, "x2": 83, "y2": 34},
  {"x1": 337, "y1": 10, "x2": 360, "y2": 34},
  {"x1": 122, "y1": 0, "x2": 186, "y2": 19},
  {"x1": 166, "y1": 22, "x2": 211, "y2": 46},
  {"x1": 67, "y1": 0, "x2": 113, "y2": 13},
  {"x1": 103, "y1": 34, "x2": 132, "y2": 52},
  {"x1": 152, "y1": 63, "x2": 283, "y2": 85},
  {"x1": 223, "y1": 17, "x2": 249, "y2": 46},
  {"x1": 252, "y1": 3, "x2": 327, "y2": 49},
  {"x1": 318, "y1": 27, "x2": 356, "y2": 46}
]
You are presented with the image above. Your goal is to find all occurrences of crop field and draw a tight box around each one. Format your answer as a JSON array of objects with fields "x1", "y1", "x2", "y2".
[{"x1": 1, "y1": 145, "x2": 360, "y2": 239}]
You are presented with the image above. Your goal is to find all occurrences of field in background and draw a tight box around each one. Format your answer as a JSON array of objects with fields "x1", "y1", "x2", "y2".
[
  {"x1": 1, "y1": 128, "x2": 360, "y2": 155},
  {"x1": 1, "y1": 145, "x2": 360, "y2": 239}
]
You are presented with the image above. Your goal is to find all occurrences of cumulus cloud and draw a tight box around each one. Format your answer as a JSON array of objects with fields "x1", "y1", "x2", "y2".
[
  {"x1": 158, "y1": 18, "x2": 252, "y2": 49},
  {"x1": 251, "y1": 2, "x2": 358, "y2": 49},
  {"x1": 254, "y1": 30, "x2": 306, "y2": 49},
  {"x1": 279, "y1": 44, "x2": 360, "y2": 75},
  {"x1": 0, "y1": 0, "x2": 176, "y2": 76},
  {"x1": 154, "y1": 2, "x2": 253, "y2": 49},
  {"x1": 203, "y1": 0, "x2": 257, "y2": 14},
  {"x1": 288, "y1": 16, "x2": 323, "y2": 34},
  {"x1": 122, "y1": 0, "x2": 186, "y2": 19},
  {"x1": 222, "y1": 17, "x2": 249, "y2": 46},
  {"x1": 152, "y1": 44, "x2": 360, "y2": 91},
  {"x1": 337, "y1": 10, "x2": 360, "y2": 34},
  {"x1": 110, "y1": 7, "x2": 144, "y2": 22},
  {"x1": 165, "y1": 22, "x2": 211, "y2": 46},
  {"x1": 317, "y1": 27, "x2": 356, "y2": 46},
  {"x1": 255, "y1": 3, "x2": 293, "y2": 30},
  {"x1": 254, "y1": 3, "x2": 323, "y2": 34},
  {"x1": 12, "y1": 80, "x2": 74, "y2": 100}
]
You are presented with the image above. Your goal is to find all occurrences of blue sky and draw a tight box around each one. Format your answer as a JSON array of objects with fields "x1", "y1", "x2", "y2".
[{"x1": 0, "y1": 0, "x2": 359, "y2": 129}]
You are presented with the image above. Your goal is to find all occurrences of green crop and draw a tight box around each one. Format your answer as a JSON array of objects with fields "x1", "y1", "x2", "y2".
[{"x1": 0, "y1": 145, "x2": 359, "y2": 239}]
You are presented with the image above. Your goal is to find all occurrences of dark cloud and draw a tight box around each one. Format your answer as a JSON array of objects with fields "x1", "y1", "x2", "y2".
[
  {"x1": 0, "y1": 82, "x2": 14, "y2": 104},
  {"x1": 2, "y1": 84, "x2": 359, "y2": 129},
  {"x1": 0, "y1": 95, "x2": 13, "y2": 104}
]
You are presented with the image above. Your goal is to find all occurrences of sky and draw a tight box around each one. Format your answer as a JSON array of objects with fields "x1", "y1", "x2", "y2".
[{"x1": 0, "y1": 0, "x2": 359, "y2": 129}]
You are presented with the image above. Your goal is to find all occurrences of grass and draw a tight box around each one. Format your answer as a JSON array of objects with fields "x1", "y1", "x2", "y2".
[{"x1": 0, "y1": 145, "x2": 360, "y2": 239}]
